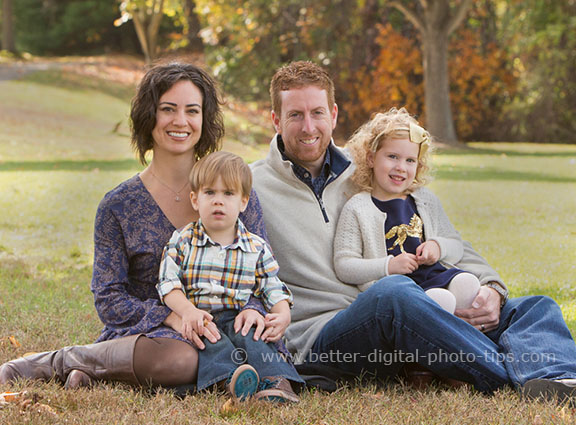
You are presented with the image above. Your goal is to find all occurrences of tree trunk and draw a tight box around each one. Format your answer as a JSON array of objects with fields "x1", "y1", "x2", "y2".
[
  {"x1": 184, "y1": 0, "x2": 204, "y2": 53},
  {"x1": 390, "y1": 0, "x2": 472, "y2": 146},
  {"x1": 1, "y1": 0, "x2": 16, "y2": 53},
  {"x1": 422, "y1": 29, "x2": 458, "y2": 144}
]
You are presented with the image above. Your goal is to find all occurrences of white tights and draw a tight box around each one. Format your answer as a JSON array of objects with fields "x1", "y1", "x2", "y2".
[{"x1": 425, "y1": 272, "x2": 481, "y2": 314}]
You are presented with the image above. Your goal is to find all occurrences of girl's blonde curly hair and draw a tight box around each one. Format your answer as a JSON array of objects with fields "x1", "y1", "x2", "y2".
[{"x1": 347, "y1": 107, "x2": 434, "y2": 194}]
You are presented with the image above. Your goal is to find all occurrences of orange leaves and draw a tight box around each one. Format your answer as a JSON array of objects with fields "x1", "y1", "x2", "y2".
[
  {"x1": 341, "y1": 23, "x2": 516, "y2": 141},
  {"x1": 342, "y1": 24, "x2": 424, "y2": 128},
  {"x1": 0, "y1": 335, "x2": 21, "y2": 348},
  {"x1": 449, "y1": 29, "x2": 517, "y2": 139}
]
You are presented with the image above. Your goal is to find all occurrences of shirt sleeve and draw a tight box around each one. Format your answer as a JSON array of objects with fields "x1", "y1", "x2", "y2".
[
  {"x1": 157, "y1": 230, "x2": 187, "y2": 302},
  {"x1": 333, "y1": 198, "x2": 390, "y2": 284},
  {"x1": 253, "y1": 243, "x2": 293, "y2": 311},
  {"x1": 91, "y1": 197, "x2": 172, "y2": 334},
  {"x1": 424, "y1": 191, "x2": 464, "y2": 265}
]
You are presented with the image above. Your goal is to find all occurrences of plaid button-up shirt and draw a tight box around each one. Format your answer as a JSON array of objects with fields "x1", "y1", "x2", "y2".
[{"x1": 157, "y1": 219, "x2": 292, "y2": 312}]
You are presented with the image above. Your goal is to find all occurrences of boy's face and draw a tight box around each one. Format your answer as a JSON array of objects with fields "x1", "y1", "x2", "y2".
[{"x1": 190, "y1": 176, "x2": 249, "y2": 239}]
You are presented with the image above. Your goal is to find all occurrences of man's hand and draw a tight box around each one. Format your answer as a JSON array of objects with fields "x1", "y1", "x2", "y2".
[
  {"x1": 455, "y1": 286, "x2": 501, "y2": 332},
  {"x1": 388, "y1": 252, "x2": 418, "y2": 275},
  {"x1": 415, "y1": 240, "x2": 440, "y2": 266},
  {"x1": 234, "y1": 308, "x2": 266, "y2": 341}
]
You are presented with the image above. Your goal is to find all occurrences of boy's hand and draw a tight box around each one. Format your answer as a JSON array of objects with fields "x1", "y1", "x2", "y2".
[
  {"x1": 261, "y1": 311, "x2": 290, "y2": 342},
  {"x1": 388, "y1": 252, "x2": 418, "y2": 274},
  {"x1": 415, "y1": 241, "x2": 440, "y2": 265},
  {"x1": 261, "y1": 300, "x2": 291, "y2": 342},
  {"x1": 234, "y1": 309, "x2": 266, "y2": 341}
]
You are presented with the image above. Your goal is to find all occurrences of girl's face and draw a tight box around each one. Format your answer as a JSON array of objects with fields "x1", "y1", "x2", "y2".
[
  {"x1": 367, "y1": 136, "x2": 419, "y2": 201},
  {"x1": 151, "y1": 80, "x2": 203, "y2": 157}
]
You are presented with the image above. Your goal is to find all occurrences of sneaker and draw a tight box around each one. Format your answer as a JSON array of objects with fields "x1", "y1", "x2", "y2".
[
  {"x1": 254, "y1": 376, "x2": 300, "y2": 403},
  {"x1": 227, "y1": 365, "x2": 259, "y2": 401},
  {"x1": 523, "y1": 378, "x2": 576, "y2": 405}
]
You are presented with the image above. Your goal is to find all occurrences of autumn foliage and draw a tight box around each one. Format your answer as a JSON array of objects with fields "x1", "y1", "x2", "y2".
[{"x1": 342, "y1": 23, "x2": 516, "y2": 142}]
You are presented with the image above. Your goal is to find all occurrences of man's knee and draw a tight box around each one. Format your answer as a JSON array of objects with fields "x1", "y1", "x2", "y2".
[{"x1": 364, "y1": 274, "x2": 419, "y2": 299}]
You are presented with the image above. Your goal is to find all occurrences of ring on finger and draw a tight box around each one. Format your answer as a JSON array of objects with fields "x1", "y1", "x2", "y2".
[{"x1": 480, "y1": 323, "x2": 485, "y2": 332}]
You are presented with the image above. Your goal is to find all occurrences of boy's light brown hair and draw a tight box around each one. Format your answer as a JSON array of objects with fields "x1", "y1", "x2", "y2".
[
  {"x1": 270, "y1": 61, "x2": 335, "y2": 117},
  {"x1": 189, "y1": 151, "x2": 252, "y2": 198}
]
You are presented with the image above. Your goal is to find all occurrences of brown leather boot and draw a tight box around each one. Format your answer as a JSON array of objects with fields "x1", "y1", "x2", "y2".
[
  {"x1": 0, "y1": 334, "x2": 141, "y2": 388},
  {"x1": 254, "y1": 376, "x2": 300, "y2": 403}
]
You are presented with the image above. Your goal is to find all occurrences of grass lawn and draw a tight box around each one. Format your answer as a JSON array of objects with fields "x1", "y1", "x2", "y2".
[{"x1": 0, "y1": 63, "x2": 575, "y2": 424}]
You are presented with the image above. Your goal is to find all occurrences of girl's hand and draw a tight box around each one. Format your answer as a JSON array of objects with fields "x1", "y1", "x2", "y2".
[
  {"x1": 388, "y1": 252, "x2": 418, "y2": 274},
  {"x1": 416, "y1": 241, "x2": 441, "y2": 265},
  {"x1": 234, "y1": 309, "x2": 266, "y2": 341}
]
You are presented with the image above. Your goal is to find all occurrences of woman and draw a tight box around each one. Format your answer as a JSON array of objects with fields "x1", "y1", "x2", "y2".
[{"x1": 0, "y1": 62, "x2": 268, "y2": 390}]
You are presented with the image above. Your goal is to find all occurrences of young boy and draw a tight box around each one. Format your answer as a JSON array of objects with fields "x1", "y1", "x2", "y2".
[{"x1": 157, "y1": 151, "x2": 302, "y2": 402}]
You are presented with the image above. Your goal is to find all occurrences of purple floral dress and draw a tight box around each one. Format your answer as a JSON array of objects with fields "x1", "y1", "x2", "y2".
[{"x1": 92, "y1": 175, "x2": 269, "y2": 345}]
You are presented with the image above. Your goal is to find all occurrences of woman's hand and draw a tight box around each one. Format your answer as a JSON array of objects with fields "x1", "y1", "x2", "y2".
[
  {"x1": 163, "y1": 310, "x2": 220, "y2": 350},
  {"x1": 234, "y1": 308, "x2": 266, "y2": 341}
]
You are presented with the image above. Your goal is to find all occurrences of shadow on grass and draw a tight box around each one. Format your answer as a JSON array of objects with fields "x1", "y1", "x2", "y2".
[
  {"x1": 435, "y1": 165, "x2": 576, "y2": 183},
  {"x1": 21, "y1": 69, "x2": 136, "y2": 103},
  {"x1": 0, "y1": 159, "x2": 142, "y2": 172}
]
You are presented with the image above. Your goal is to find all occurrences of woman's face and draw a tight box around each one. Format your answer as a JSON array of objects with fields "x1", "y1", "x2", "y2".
[{"x1": 151, "y1": 80, "x2": 203, "y2": 157}]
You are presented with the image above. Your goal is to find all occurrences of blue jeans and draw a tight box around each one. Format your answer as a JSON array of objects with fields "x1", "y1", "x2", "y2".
[
  {"x1": 309, "y1": 276, "x2": 576, "y2": 393},
  {"x1": 197, "y1": 310, "x2": 303, "y2": 390}
]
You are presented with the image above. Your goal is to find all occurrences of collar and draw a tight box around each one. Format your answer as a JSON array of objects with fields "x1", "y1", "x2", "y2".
[
  {"x1": 277, "y1": 134, "x2": 350, "y2": 180},
  {"x1": 190, "y1": 219, "x2": 261, "y2": 253}
]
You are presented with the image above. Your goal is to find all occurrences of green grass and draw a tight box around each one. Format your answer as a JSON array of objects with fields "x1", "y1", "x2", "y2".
[{"x1": 1, "y1": 65, "x2": 576, "y2": 424}]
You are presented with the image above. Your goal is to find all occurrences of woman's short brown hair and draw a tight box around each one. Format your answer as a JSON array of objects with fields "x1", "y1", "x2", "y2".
[{"x1": 130, "y1": 61, "x2": 224, "y2": 164}]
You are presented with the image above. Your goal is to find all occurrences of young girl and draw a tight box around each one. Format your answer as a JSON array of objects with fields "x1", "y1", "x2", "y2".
[{"x1": 334, "y1": 107, "x2": 480, "y2": 314}]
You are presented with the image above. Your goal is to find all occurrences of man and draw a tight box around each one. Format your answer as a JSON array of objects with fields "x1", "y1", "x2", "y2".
[{"x1": 251, "y1": 60, "x2": 576, "y2": 402}]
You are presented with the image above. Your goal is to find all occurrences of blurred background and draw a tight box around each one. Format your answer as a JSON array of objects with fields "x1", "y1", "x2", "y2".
[{"x1": 1, "y1": 0, "x2": 575, "y2": 145}]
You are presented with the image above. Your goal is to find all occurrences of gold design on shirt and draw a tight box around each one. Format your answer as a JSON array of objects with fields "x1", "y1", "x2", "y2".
[{"x1": 385, "y1": 214, "x2": 423, "y2": 253}]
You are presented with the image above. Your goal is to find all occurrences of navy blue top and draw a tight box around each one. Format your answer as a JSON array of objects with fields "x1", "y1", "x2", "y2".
[
  {"x1": 372, "y1": 195, "x2": 463, "y2": 290},
  {"x1": 91, "y1": 175, "x2": 270, "y2": 345}
]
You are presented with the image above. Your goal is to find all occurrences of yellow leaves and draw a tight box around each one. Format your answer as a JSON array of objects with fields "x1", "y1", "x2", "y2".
[{"x1": 0, "y1": 335, "x2": 21, "y2": 348}]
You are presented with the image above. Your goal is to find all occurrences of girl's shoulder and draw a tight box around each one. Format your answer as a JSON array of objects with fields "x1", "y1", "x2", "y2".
[{"x1": 343, "y1": 191, "x2": 373, "y2": 211}]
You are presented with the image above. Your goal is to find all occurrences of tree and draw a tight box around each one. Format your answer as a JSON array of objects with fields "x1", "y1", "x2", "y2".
[
  {"x1": 115, "y1": 0, "x2": 166, "y2": 63},
  {"x1": 184, "y1": 0, "x2": 203, "y2": 54},
  {"x1": 1, "y1": 0, "x2": 16, "y2": 52},
  {"x1": 389, "y1": 0, "x2": 473, "y2": 145}
]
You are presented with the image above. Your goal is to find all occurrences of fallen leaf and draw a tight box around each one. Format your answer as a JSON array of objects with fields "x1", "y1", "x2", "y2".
[
  {"x1": 0, "y1": 391, "x2": 27, "y2": 403},
  {"x1": 219, "y1": 398, "x2": 239, "y2": 416},
  {"x1": 8, "y1": 336, "x2": 21, "y2": 347},
  {"x1": 34, "y1": 403, "x2": 57, "y2": 416}
]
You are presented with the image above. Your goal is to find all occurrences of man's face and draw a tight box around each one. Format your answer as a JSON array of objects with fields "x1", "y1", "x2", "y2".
[{"x1": 272, "y1": 86, "x2": 338, "y2": 176}]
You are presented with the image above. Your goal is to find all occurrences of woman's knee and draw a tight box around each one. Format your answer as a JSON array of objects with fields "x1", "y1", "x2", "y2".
[{"x1": 134, "y1": 338, "x2": 198, "y2": 386}]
